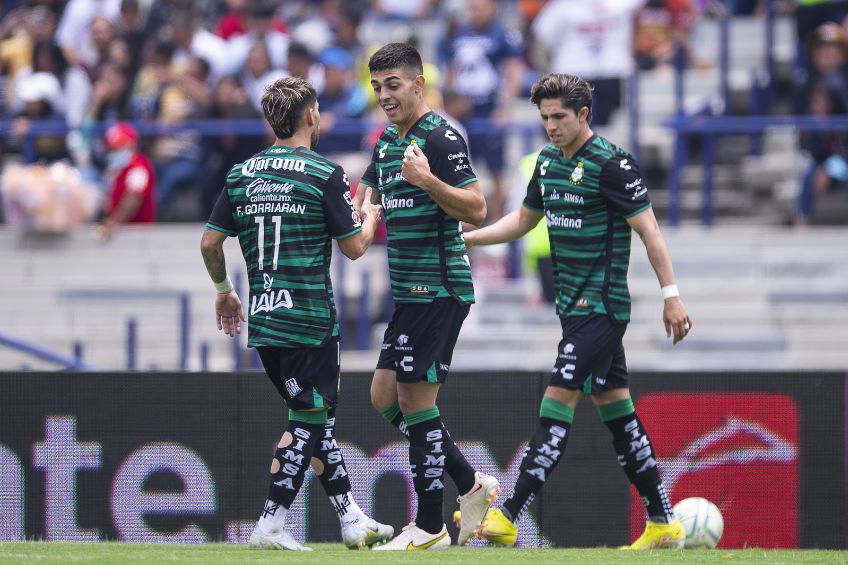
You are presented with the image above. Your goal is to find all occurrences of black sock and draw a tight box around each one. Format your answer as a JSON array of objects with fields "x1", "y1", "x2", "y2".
[
  {"x1": 603, "y1": 409, "x2": 674, "y2": 523},
  {"x1": 381, "y1": 402, "x2": 475, "y2": 494},
  {"x1": 268, "y1": 416, "x2": 323, "y2": 510},
  {"x1": 502, "y1": 416, "x2": 571, "y2": 522},
  {"x1": 380, "y1": 402, "x2": 410, "y2": 438},
  {"x1": 406, "y1": 407, "x2": 446, "y2": 535},
  {"x1": 312, "y1": 409, "x2": 352, "y2": 497},
  {"x1": 441, "y1": 422, "x2": 476, "y2": 495}
]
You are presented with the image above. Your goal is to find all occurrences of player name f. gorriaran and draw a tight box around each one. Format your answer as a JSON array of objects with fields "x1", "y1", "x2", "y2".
[{"x1": 206, "y1": 145, "x2": 363, "y2": 348}]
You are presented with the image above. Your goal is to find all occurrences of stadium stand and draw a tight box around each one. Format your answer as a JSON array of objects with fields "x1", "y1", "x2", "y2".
[
  {"x1": 1, "y1": 2, "x2": 846, "y2": 373},
  {"x1": 2, "y1": 224, "x2": 846, "y2": 372}
]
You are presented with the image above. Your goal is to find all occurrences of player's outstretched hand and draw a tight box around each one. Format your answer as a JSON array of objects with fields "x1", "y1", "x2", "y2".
[
  {"x1": 401, "y1": 143, "x2": 432, "y2": 188},
  {"x1": 216, "y1": 290, "x2": 245, "y2": 337},
  {"x1": 463, "y1": 230, "x2": 477, "y2": 250},
  {"x1": 360, "y1": 186, "x2": 383, "y2": 223},
  {"x1": 663, "y1": 297, "x2": 692, "y2": 345}
]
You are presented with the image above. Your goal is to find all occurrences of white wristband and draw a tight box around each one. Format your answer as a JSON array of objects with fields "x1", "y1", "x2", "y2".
[
  {"x1": 214, "y1": 275, "x2": 234, "y2": 294},
  {"x1": 661, "y1": 284, "x2": 680, "y2": 300}
]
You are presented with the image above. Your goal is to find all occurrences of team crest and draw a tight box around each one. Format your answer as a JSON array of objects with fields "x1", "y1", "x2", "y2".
[{"x1": 570, "y1": 161, "x2": 584, "y2": 184}]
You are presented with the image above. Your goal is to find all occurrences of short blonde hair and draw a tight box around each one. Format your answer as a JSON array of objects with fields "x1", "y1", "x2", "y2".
[{"x1": 261, "y1": 77, "x2": 317, "y2": 139}]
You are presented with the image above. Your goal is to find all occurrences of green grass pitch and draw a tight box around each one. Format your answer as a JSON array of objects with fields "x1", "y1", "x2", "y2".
[{"x1": 2, "y1": 543, "x2": 848, "y2": 564}]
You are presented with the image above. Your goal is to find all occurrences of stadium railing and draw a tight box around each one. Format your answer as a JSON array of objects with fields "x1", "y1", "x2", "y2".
[
  {"x1": 0, "y1": 330, "x2": 89, "y2": 370},
  {"x1": 665, "y1": 114, "x2": 848, "y2": 225},
  {"x1": 58, "y1": 289, "x2": 192, "y2": 371}
]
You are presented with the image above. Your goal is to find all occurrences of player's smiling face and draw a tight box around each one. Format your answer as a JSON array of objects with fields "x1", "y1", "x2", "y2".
[
  {"x1": 370, "y1": 68, "x2": 424, "y2": 127},
  {"x1": 538, "y1": 98, "x2": 589, "y2": 152}
]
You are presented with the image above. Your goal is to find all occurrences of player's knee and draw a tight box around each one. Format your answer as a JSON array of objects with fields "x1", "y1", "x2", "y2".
[
  {"x1": 370, "y1": 369, "x2": 398, "y2": 412},
  {"x1": 398, "y1": 396, "x2": 435, "y2": 415},
  {"x1": 590, "y1": 387, "x2": 631, "y2": 407},
  {"x1": 544, "y1": 386, "x2": 581, "y2": 409},
  {"x1": 371, "y1": 390, "x2": 391, "y2": 412}
]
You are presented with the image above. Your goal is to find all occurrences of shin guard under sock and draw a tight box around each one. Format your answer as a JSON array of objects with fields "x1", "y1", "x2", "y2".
[
  {"x1": 599, "y1": 398, "x2": 674, "y2": 523},
  {"x1": 502, "y1": 397, "x2": 573, "y2": 522}
]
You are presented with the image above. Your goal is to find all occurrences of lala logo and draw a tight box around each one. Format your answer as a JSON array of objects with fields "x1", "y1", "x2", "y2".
[{"x1": 250, "y1": 274, "x2": 294, "y2": 315}]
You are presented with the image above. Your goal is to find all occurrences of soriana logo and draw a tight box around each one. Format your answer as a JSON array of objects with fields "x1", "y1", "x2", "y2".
[{"x1": 630, "y1": 393, "x2": 798, "y2": 548}]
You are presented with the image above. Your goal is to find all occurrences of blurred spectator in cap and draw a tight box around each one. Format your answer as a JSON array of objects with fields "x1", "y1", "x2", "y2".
[
  {"x1": 793, "y1": 21, "x2": 848, "y2": 226},
  {"x1": 15, "y1": 39, "x2": 92, "y2": 156},
  {"x1": 9, "y1": 70, "x2": 68, "y2": 162},
  {"x1": 315, "y1": 45, "x2": 367, "y2": 153},
  {"x1": 16, "y1": 68, "x2": 61, "y2": 107},
  {"x1": 795, "y1": 22, "x2": 848, "y2": 114},
  {"x1": 98, "y1": 121, "x2": 155, "y2": 238},
  {"x1": 795, "y1": 0, "x2": 848, "y2": 72}
]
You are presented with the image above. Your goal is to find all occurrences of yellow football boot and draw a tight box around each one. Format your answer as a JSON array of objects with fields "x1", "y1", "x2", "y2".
[
  {"x1": 477, "y1": 508, "x2": 518, "y2": 547},
  {"x1": 621, "y1": 520, "x2": 685, "y2": 550}
]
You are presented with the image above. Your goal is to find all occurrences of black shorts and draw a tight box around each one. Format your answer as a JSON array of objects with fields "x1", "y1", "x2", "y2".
[
  {"x1": 376, "y1": 298, "x2": 470, "y2": 383},
  {"x1": 550, "y1": 314, "x2": 629, "y2": 394},
  {"x1": 257, "y1": 337, "x2": 340, "y2": 411}
]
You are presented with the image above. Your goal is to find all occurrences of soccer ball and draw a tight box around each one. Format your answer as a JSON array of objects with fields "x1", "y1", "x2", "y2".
[{"x1": 672, "y1": 497, "x2": 724, "y2": 549}]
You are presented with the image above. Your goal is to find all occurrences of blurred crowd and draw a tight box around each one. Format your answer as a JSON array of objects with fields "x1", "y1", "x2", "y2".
[
  {"x1": 791, "y1": 3, "x2": 848, "y2": 226},
  {"x1": 0, "y1": 0, "x2": 841, "y2": 233}
]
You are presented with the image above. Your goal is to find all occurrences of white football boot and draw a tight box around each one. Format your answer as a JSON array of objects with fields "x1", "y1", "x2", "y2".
[
  {"x1": 341, "y1": 514, "x2": 395, "y2": 549},
  {"x1": 248, "y1": 527, "x2": 312, "y2": 551},
  {"x1": 372, "y1": 523, "x2": 451, "y2": 551},
  {"x1": 457, "y1": 471, "x2": 501, "y2": 545}
]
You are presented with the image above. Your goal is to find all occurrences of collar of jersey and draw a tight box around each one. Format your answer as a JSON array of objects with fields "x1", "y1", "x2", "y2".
[
  {"x1": 394, "y1": 110, "x2": 433, "y2": 142},
  {"x1": 558, "y1": 133, "x2": 597, "y2": 162}
]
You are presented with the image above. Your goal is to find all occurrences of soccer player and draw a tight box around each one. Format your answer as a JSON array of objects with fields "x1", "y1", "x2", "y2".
[
  {"x1": 463, "y1": 73, "x2": 693, "y2": 549},
  {"x1": 352, "y1": 43, "x2": 500, "y2": 550},
  {"x1": 200, "y1": 77, "x2": 393, "y2": 551}
]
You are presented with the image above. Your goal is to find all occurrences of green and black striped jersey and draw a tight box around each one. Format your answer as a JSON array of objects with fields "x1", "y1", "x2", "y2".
[
  {"x1": 360, "y1": 112, "x2": 477, "y2": 305},
  {"x1": 206, "y1": 145, "x2": 362, "y2": 348},
  {"x1": 523, "y1": 135, "x2": 651, "y2": 322}
]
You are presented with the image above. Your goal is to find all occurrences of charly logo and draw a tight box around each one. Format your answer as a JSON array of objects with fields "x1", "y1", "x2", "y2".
[{"x1": 397, "y1": 334, "x2": 409, "y2": 346}]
